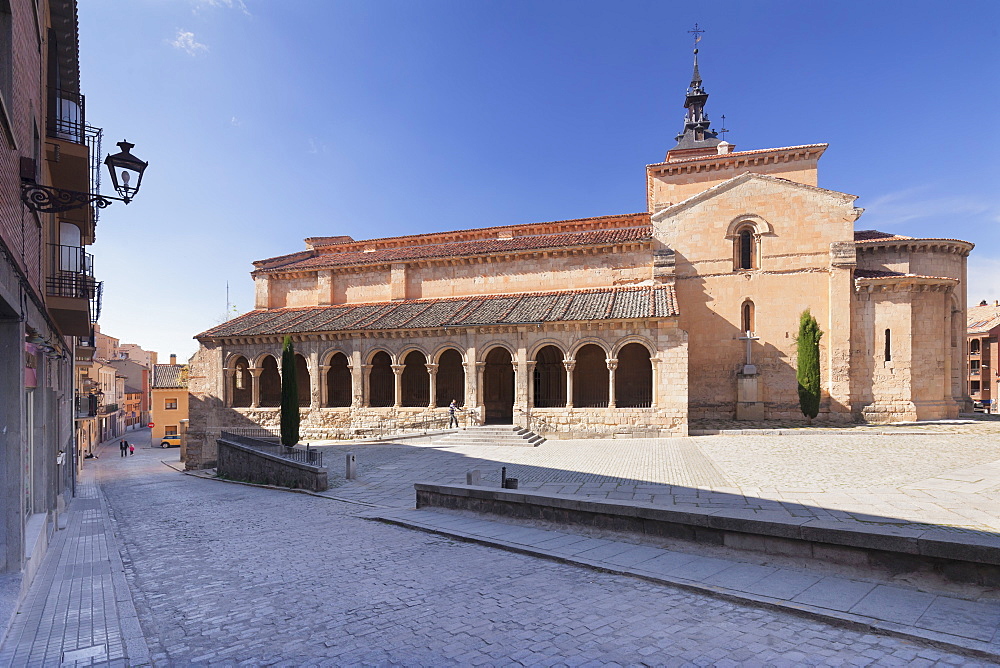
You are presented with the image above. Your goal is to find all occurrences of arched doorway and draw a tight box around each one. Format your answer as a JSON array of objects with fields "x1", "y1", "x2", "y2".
[
  {"x1": 259, "y1": 355, "x2": 281, "y2": 407},
  {"x1": 483, "y1": 347, "x2": 514, "y2": 424},
  {"x1": 573, "y1": 344, "x2": 608, "y2": 407},
  {"x1": 369, "y1": 351, "x2": 394, "y2": 407},
  {"x1": 533, "y1": 345, "x2": 566, "y2": 407},
  {"x1": 616, "y1": 343, "x2": 652, "y2": 408},
  {"x1": 230, "y1": 355, "x2": 251, "y2": 407},
  {"x1": 325, "y1": 352, "x2": 351, "y2": 407},
  {"x1": 401, "y1": 351, "x2": 429, "y2": 407},
  {"x1": 436, "y1": 349, "x2": 465, "y2": 408},
  {"x1": 294, "y1": 354, "x2": 310, "y2": 407}
]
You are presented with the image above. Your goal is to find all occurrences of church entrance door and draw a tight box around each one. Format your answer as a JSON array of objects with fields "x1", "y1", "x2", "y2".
[{"x1": 483, "y1": 347, "x2": 514, "y2": 424}]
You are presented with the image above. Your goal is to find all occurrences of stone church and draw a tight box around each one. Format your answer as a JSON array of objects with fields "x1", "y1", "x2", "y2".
[{"x1": 185, "y1": 46, "x2": 971, "y2": 468}]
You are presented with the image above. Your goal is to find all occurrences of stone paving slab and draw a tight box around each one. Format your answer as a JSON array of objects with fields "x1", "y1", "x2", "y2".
[{"x1": 370, "y1": 506, "x2": 1000, "y2": 660}]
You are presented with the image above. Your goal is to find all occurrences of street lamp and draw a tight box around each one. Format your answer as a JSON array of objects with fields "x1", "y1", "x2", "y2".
[{"x1": 20, "y1": 139, "x2": 149, "y2": 213}]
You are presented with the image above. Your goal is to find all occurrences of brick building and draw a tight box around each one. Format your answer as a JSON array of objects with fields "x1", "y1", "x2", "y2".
[
  {"x1": 966, "y1": 301, "x2": 1000, "y2": 412},
  {"x1": 185, "y1": 43, "x2": 972, "y2": 469},
  {"x1": 0, "y1": 0, "x2": 105, "y2": 608}
]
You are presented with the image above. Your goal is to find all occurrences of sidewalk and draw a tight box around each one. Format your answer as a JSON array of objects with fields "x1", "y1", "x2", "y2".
[
  {"x1": 0, "y1": 434, "x2": 150, "y2": 667},
  {"x1": 370, "y1": 506, "x2": 1000, "y2": 660}
]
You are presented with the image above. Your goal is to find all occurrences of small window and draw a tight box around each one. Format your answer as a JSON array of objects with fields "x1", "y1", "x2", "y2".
[
  {"x1": 165, "y1": 426, "x2": 178, "y2": 436},
  {"x1": 734, "y1": 226, "x2": 756, "y2": 271},
  {"x1": 884, "y1": 329, "x2": 891, "y2": 362},
  {"x1": 165, "y1": 398, "x2": 178, "y2": 410},
  {"x1": 741, "y1": 301, "x2": 754, "y2": 335},
  {"x1": 971, "y1": 360, "x2": 981, "y2": 374},
  {"x1": 971, "y1": 381, "x2": 981, "y2": 394},
  {"x1": 971, "y1": 339, "x2": 981, "y2": 354}
]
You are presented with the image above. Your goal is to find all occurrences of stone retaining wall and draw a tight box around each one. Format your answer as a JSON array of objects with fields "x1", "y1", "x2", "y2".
[
  {"x1": 414, "y1": 483, "x2": 1000, "y2": 587},
  {"x1": 217, "y1": 438, "x2": 328, "y2": 492}
]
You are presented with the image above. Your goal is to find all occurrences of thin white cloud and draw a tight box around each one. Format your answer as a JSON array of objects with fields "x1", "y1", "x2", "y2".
[
  {"x1": 171, "y1": 30, "x2": 208, "y2": 56},
  {"x1": 967, "y1": 255, "x2": 1000, "y2": 305},
  {"x1": 307, "y1": 138, "x2": 327, "y2": 155},
  {"x1": 861, "y1": 187, "x2": 998, "y2": 228},
  {"x1": 231, "y1": 116, "x2": 241, "y2": 127},
  {"x1": 192, "y1": 0, "x2": 251, "y2": 17}
]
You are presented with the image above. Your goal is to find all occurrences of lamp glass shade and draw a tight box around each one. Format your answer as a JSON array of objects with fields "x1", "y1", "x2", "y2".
[{"x1": 104, "y1": 140, "x2": 148, "y2": 203}]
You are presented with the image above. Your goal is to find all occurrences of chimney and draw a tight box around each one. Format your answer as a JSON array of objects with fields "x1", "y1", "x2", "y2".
[{"x1": 170, "y1": 354, "x2": 177, "y2": 365}]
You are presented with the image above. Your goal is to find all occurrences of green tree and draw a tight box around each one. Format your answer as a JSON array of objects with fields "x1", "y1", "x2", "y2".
[
  {"x1": 280, "y1": 335, "x2": 300, "y2": 446},
  {"x1": 796, "y1": 309, "x2": 822, "y2": 420}
]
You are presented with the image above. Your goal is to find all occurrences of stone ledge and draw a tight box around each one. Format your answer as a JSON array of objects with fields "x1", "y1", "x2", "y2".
[{"x1": 414, "y1": 483, "x2": 1000, "y2": 586}]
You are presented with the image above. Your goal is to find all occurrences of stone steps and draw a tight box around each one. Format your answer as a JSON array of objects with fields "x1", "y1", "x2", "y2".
[{"x1": 435, "y1": 425, "x2": 545, "y2": 447}]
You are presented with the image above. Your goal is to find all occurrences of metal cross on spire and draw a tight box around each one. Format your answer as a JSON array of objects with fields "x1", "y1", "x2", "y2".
[{"x1": 688, "y1": 23, "x2": 705, "y2": 50}]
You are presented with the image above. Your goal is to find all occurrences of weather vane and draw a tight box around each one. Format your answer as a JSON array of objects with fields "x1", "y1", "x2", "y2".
[
  {"x1": 688, "y1": 23, "x2": 705, "y2": 50},
  {"x1": 720, "y1": 114, "x2": 729, "y2": 141}
]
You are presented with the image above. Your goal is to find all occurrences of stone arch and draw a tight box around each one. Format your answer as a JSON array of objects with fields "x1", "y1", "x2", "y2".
[
  {"x1": 615, "y1": 342, "x2": 652, "y2": 408},
  {"x1": 568, "y1": 339, "x2": 610, "y2": 360},
  {"x1": 477, "y1": 341, "x2": 516, "y2": 363},
  {"x1": 325, "y1": 352, "x2": 351, "y2": 407},
  {"x1": 435, "y1": 348, "x2": 465, "y2": 408},
  {"x1": 321, "y1": 347, "x2": 351, "y2": 366},
  {"x1": 258, "y1": 354, "x2": 281, "y2": 408},
  {"x1": 724, "y1": 213, "x2": 773, "y2": 238},
  {"x1": 252, "y1": 351, "x2": 277, "y2": 369},
  {"x1": 741, "y1": 299, "x2": 755, "y2": 335},
  {"x1": 229, "y1": 354, "x2": 252, "y2": 408},
  {"x1": 483, "y1": 346, "x2": 514, "y2": 424},
  {"x1": 369, "y1": 350, "x2": 394, "y2": 408},
  {"x1": 726, "y1": 215, "x2": 772, "y2": 272},
  {"x1": 294, "y1": 353, "x2": 310, "y2": 407},
  {"x1": 365, "y1": 348, "x2": 396, "y2": 365},
  {"x1": 533, "y1": 344, "x2": 566, "y2": 408},
  {"x1": 401, "y1": 350, "x2": 429, "y2": 407},
  {"x1": 611, "y1": 336, "x2": 655, "y2": 358},
  {"x1": 573, "y1": 343, "x2": 608, "y2": 408}
]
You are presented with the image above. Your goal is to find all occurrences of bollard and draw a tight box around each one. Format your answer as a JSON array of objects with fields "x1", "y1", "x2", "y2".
[
  {"x1": 466, "y1": 469, "x2": 481, "y2": 486},
  {"x1": 346, "y1": 452, "x2": 357, "y2": 480},
  {"x1": 501, "y1": 466, "x2": 507, "y2": 488}
]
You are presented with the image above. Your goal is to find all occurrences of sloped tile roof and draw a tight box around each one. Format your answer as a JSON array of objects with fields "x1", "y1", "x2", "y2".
[
  {"x1": 152, "y1": 365, "x2": 187, "y2": 388},
  {"x1": 854, "y1": 230, "x2": 912, "y2": 242},
  {"x1": 255, "y1": 226, "x2": 653, "y2": 273},
  {"x1": 854, "y1": 269, "x2": 955, "y2": 281},
  {"x1": 968, "y1": 305, "x2": 1000, "y2": 333},
  {"x1": 197, "y1": 285, "x2": 678, "y2": 339}
]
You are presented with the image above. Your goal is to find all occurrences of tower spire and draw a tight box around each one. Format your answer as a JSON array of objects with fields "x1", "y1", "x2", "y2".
[{"x1": 667, "y1": 24, "x2": 723, "y2": 160}]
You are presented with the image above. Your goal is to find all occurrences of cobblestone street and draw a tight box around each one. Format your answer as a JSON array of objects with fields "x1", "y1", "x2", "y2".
[{"x1": 4, "y1": 424, "x2": 997, "y2": 665}]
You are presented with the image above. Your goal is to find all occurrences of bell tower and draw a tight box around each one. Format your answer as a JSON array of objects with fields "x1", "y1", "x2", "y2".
[{"x1": 665, "y1": 25, "x2": 727, "y2": 161}]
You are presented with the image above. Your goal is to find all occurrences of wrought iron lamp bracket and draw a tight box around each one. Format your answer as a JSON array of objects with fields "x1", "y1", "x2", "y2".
[{"x1": 20, "y1": 182, "x2": 123, "y2": 214}]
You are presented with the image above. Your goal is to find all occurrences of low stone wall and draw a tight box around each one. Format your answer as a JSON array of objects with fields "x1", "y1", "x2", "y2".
[
  {"x1": 217, "y1": 438, "x2": 328, "y2": 492},
  {"x1": 523, "y1": 407, "x2": 685, "y2": 438},
  {"x1": 414, "y1": 483, "x2": 1000, "y2": 587}
]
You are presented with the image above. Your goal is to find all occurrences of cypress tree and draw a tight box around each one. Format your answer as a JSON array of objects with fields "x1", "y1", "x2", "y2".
[
  {"x1": 796, "y1": 309, "x2": 822, "y2": 420},
  {"x1": 280, "y1": 335, "x2": 300, "y2": 446}
]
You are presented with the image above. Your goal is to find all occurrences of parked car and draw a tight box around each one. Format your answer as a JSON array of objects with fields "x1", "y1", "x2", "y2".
[{"x1": 160, "y1": 434, "x2": 181, "y2": 448}]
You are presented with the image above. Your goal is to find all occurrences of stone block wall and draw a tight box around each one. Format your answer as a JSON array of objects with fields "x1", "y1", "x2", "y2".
[{"x1": 216, "y1": 438, "x2": 328, "y2": 491}]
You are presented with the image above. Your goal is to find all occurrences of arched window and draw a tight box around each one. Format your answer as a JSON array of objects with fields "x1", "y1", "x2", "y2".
[
  {"x1": 533, "y1": 345, "x2": 566, "y2": 408},
  {"x1": 230, "y1": 355, "x2": 251, "y2": 408},
  {"x1": 741, "y1": 301, "x2": 755, "y2": 335},
  {"x1": 258, "y1": 355, "x2": 281, "y2": 407},
  {"x1": 325, "y1": 353, "x2": 351, "y2": 407},
  {"x1": 615, "y1": 343, "x2": 652, "y2": 408},
  {"x1": 436, "y1": 349, "x2": 464, "y2": 407},
  {"x1": 573, "y1": 344, "x2": 609, "y2": 408},
  {"x1": 369, "y1": 352, "x2": 394, "y2": 407},
  {"x1": 294, "y1": 354, "x2": 310, "y2": 407},
  {"x1": 884, "y1": 329, "x2": 892, "y2": 362},
  {"x1": 401, "y1": 351, "x2": 429, "y2": 407},
  {"x1": 735, "y1": 226, "x2": 756, "y2": 270}
]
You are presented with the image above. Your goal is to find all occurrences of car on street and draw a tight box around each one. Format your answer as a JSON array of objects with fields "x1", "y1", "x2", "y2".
[{"x1": 160, "y1": 434, "x2": 181, "y2": 448}]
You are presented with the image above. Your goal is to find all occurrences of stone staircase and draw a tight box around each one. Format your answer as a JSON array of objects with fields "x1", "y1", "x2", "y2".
[{"x1": 435, "y1": 425, "x2": 545, "y2": 447}]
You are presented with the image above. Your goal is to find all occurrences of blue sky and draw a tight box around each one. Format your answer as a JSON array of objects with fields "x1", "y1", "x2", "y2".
[{"x1": 78, "y1": 0, "x2": 1000, "y2": 362}]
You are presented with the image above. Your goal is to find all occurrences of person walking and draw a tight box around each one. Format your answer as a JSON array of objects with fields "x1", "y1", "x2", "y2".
[
  {"x1": 448, "y1": 400, "x2": 460, "y2": 429},
  {"x1": 119, "y1": 439, "x2": 127, "y2": 458},
  {"x1": 128, "y1": 442, "x2": 135, "y2": 456}
]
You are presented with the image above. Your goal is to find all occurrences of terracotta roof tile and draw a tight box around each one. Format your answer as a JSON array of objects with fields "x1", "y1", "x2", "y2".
[
  {"x1": 968, "y1": 305, "x2": 1000, "y2": 333},
  {"x1": 152, "y1": 365, "x2": 187, "y2": 388},
  {"x1": 256, "y1": 226, "x2": 653, "y2": 273},
  {"x1": 197, "y1": 286, "x2": 678, "y2": 339}
]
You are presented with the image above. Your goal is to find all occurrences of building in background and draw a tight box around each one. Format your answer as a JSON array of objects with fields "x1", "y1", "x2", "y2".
[
  {"x1": 0, "y1": 0, "x2": 105, "y2": 615},
  {"x1": 109, "y1": 357, "x2": 151, "y2": 427},
  {"x1": 151, "y1": 357, "x2": 189, "y2": 451},
  {"x1": 967, "y1": 301, "x2": 1000, "y2": 413},
  {"x1": 116, "y1": 342, "x2": 157, "y2": 368}
]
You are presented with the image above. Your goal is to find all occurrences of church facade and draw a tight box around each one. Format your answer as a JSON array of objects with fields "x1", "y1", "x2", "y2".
[{"x1": 185, "y1": 48, "x2": 971, "y2": 469}]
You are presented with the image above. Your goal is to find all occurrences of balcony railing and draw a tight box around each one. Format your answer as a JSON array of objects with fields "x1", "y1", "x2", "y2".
[
  {"x1": 46, "y1": 244, "x2": 102, "y2": 323},
  {"x1": 47, "y1": 87, "x2": 104, "y2": 222}
]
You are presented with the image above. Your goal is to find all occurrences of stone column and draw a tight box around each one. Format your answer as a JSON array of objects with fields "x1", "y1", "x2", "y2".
[
  {"x1": 391, "y1": 364, "x2": 404, "y2": 408},
  {"x1": 309, "y1": 352, "x2": 320, "y2": 409},
  {"x1": 360, "y1": 364, "x2": 371, "y2": 408},
  {"x1": 249, "y1": 368, "x2": 263, "y2": 408},
  {"x1": 650, "y1": 357, "x2": 661, "y2": 408},
  {"x1": 351, "y1": 350, "x2": 364, "y2": 408},
  {"x1": 222, "y1": 367, "x2": 234, "y2": 407},
  {"x1": 319, "y1": 365, "x2": 330, "y2": 408},
  {"x1": 426, "y1": 363, "x2": 438, "y2": 408},
  {"x1": 564, "y1": 360, "x2": 576, "y2": 409},
  {"x1": 525, "y1": 361, "x2": 536, "y2": 410},
  {"x1": 475, "y1": 361, "x2": 486, "y2": 420},
  {"x1": 606, "y1": 358, "x2": 618, "y2": 408}
]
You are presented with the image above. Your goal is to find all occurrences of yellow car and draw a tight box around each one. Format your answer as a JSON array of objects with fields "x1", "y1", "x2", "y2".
[{"x1": 160, "y1": 434, "x2": 181, "y2": 448}]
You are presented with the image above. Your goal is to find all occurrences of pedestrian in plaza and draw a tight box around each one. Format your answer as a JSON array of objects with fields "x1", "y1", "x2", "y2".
[
  {"x1": 448, "y1": 399, "x2": 460, "y2": 428},
  {"x1": 129, "y1": 442, "x2": 135, "y2": 456},
  {"x1": 119, "y1": 439, "x2": 127, "y2": 457}
]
